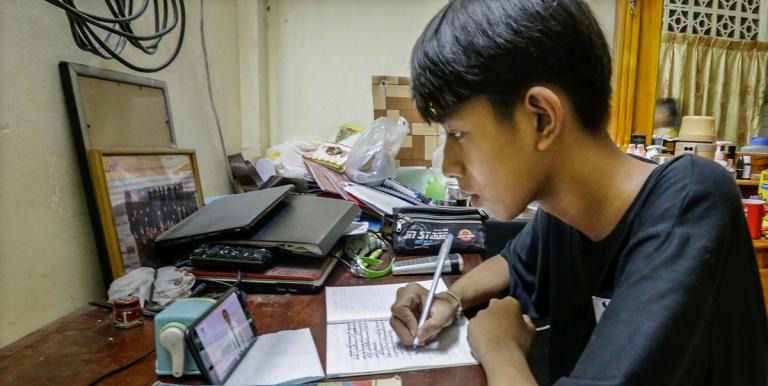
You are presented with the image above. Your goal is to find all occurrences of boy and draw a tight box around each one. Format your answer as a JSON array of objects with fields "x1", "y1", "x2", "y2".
[{"x1": 389, "y1": 1, "x2": 768, "y2": 385}]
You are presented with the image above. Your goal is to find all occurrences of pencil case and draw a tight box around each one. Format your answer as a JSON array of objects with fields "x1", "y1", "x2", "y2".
[{"x1": 392, "y1": 206, "x2": 488, "y2": 255}]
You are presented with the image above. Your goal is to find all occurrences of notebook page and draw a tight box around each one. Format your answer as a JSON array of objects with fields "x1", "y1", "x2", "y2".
[
  {"x1": 325, "y1": 280, "x2": 446, "y2": 323},
  {"x1": 226, "y1": 328, "x2": 324, "y2": 385},
  {"x1": 325, "y1": 317, "x2": 477, "y2": 377}
]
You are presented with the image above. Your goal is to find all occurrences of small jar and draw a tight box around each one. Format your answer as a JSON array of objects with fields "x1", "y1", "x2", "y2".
[
  {"x1": 444, "y1": 180, "x2": 460, "y2": 206},
  {"x1": 113, "y1": 296, "x2": 144, "y2": 328}
]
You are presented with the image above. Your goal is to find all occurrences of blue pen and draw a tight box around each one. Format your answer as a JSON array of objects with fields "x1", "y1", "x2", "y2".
[{"x1": 412, "y1": 234, "x2": 454, "y2": 350}]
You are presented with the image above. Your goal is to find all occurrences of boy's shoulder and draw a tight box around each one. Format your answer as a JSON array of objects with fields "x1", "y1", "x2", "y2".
[{"x1": 645, "y1": 154, "x2": 740, "y2": 203}]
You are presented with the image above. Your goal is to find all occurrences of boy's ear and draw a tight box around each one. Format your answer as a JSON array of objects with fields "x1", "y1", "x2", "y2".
[{"x1": 523, "y1": 87, "x2": 563, "y2": 151}]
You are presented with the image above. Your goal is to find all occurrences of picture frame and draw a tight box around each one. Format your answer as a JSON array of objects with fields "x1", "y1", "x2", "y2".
[
  {"x1": 88, "y1": 148, "x2": 204, "y2": 280},
  {"x1": 59, "y1": 62, "x2": 178, "y2": 286}
]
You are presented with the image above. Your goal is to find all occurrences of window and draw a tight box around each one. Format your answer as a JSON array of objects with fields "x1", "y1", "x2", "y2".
[{"x1": 663, "y1": 0, "x2": 766, "y2": 41}]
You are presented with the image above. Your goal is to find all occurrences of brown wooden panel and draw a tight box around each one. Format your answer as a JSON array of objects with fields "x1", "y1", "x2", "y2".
[
  {"x1": 397, "y1": 146, "x2": 416, "y2": 160},
  {"x1": 372, "y1": 84, "x2": 387, "y2": 110},
  {"x1": 398, "y1": 109, "x2": 426, "y2": 125},
  {"x1": 411, "y1": 135, "x2": 425, "y2": 160},
  {"x1": 386, "y1": 97, "x2": 417, "y2": 111},
  {"x1": 385, "y1": 76, "x2": 401, "y2": 85},
  {"x1": 398, "y1": 159, "x2": 433, "y2": 167},
  {"x1": 373, "y1": 109, "x2": 387, "y2": 119},
  {"x1": 384, "y1": 84, "x2": 411, "y2": 99},
  {"x1": 398, "y1": 77, "x2": 411, "y2": 85},
  {"x1": 372, "y1": 75, "x2": 387, "y2": 85}
]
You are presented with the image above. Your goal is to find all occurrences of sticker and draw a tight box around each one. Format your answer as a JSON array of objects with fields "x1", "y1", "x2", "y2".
[
  {"x1": 457, "y1": 229, "x2": 476, "y2": 243},
  {"x1": 591, "y1": 296, "x2": 611, "y2": 324}
]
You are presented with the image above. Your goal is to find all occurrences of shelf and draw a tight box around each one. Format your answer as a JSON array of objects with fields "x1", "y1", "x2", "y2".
[
  {"x1": 753, "y1": 239, "x2": 768, "y2": 249},
  {"x1": 737, "y1": 180, "x2": 760, "y2": 186}
]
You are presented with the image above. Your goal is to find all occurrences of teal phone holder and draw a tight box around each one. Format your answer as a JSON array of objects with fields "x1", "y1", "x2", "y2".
[{"x1": 154, "y1": 298, "x2": 216, "y2": 377}]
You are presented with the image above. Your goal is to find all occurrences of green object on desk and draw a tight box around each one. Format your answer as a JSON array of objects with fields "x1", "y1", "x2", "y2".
[{"x1": 426, "y1": 172, "x2": 448, "y2": 201}]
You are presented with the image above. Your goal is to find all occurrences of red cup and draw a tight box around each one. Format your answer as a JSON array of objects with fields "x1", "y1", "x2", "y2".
[{"x1": 742, "y1": 199, "x2": 765, "y2": 239}]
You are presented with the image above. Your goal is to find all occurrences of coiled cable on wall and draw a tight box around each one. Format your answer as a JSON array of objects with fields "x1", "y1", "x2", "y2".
[{"x1": 44, "y1": 0, "x2": 186, "y2": 73}]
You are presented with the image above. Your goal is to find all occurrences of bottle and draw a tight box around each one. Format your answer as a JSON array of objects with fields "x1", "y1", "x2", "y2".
[
  {"x1": 444, "y1": 179, "x2": 460, "y2": 206},
  {"x1": 636, "y1": 144, "x2": 646, "y2": 157},
  {"x1": 742, "y1": 155, "x2": 752, "y2": 180},
  {"x1": 737, "y1": 156, "x2": 745, "y2": 179},
  {"x1": 714, "y1": 141, "x2": 730, "y2": 168}
]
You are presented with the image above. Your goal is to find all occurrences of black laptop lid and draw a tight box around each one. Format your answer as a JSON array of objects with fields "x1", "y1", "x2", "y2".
[{"x1": 154, "y1": 186, "x2": 292, "y2": 246}]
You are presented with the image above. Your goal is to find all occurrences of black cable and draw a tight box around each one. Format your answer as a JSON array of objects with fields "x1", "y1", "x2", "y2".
[
  {"x1": 44, "y1": 0, "x2": 185, "y2": 73},
  {"x1": 86, "y1": 347, "x2": 156, "y2": 386},
  {"x1": 48, "y1": 0, "x2": 176, "y2": 40},
  {"x1": 79, "y1": 0, "x2": 185, "y2": 72}
]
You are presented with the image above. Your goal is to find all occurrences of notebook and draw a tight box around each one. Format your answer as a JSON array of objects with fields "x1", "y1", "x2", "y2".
[
  {"x1": 224, "y1": 195, "x2": 360, "y2": 256},
  {"x1": 154, "y1": 186, "x2": 292, "y2": 246},
  {"x1": 324, "y1": 279, "x2": 477, "y2": 377}
]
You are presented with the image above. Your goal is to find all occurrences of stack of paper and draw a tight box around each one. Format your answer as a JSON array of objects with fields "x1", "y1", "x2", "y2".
[
  {"x1": 325, "y1": 280, "x2": 477, "y2": 378},
  {"x1": 342, "y1": 183, "x2": 414, "y2": 216}
]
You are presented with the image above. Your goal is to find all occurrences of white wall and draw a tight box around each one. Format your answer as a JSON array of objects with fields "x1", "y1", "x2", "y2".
[
  {"x1": 266, "y1": 0, "x2": 617, "y2": 146},
  {"x1": 0, "y1": 0, "x2": 617, "y2": 348},
  {"x1": 0, "y1": 0, "x2": 241, "y2": 348}
]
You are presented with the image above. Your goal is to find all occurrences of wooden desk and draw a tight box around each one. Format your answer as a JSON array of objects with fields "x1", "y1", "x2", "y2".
[{"x1": 0, "y1": 255, "x2": 487, "y2": 386}]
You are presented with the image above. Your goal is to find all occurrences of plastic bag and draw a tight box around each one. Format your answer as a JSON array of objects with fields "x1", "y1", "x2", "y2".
[
  {"x1": 267, "y1": 138, "x2": 319, "y2": 178},
  {"x1": 107, "y1": 267, "x2": 155, "y2": 307},
  {"x1": 107, "y1": 267, "x2": 196, "y2": 307},
  {"x1": 152, "y1": 267, "x2": 196, "y2": 306},
  {"x1": 345, "y1": 117, "x2": 409, "y2": 185}
]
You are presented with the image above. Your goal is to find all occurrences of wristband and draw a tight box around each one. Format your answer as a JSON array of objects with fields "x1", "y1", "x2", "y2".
[{"x1": 439, "y1": 290, "x2": 463, "y2": 322}]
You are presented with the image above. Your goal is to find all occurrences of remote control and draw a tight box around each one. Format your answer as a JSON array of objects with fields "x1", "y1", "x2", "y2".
[
  {"x1": 190, "y1": 244, "x2": 273, "y2": 272},
  {"x1": 392, "y1": 253, "x2": 463, "y2": 275}
]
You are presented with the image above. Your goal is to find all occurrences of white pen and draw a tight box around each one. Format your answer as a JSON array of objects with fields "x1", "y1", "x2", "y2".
[{"x1": 412, "y1": 234, "x2": 454, "y2": 350}]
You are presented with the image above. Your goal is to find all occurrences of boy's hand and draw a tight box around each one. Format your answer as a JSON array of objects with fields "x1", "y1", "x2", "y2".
[
  {"x1": 467, "y1": 297, "x2": 536, "y2": 366},
  {"x1": 389, "y1": 283, "x2": 458, "y2": 346}
]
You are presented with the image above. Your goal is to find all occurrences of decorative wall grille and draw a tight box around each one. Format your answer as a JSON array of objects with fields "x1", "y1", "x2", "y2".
[{"x1": 663, "y1": 0, "x2": 765, "y2": 40}]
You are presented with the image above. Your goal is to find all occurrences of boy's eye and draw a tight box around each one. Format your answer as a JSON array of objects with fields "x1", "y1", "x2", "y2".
[{"x1": 447, "y1": 131, "x2": 464, "y2": 140}]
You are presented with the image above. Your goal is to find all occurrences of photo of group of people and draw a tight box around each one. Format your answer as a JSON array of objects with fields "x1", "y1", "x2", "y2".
[
  {"x1": 124, "y1": 182, "x2": 199, "y2": 260},
  {"x1": 102, "y1": 152, "x2": 201, "y2": 272}
]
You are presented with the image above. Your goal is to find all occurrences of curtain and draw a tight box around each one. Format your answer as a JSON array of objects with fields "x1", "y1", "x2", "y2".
[
  {"x1": 609, "y1": 0, "x2": 663, "y2": 147},
  {"x1": 657, "y1": 32, "x2": 768, "y2": 145}
]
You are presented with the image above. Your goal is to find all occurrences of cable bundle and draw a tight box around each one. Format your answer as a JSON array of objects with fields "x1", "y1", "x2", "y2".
[{"x1": 45, "y1": 0, "x2": 186, "y2": 73}]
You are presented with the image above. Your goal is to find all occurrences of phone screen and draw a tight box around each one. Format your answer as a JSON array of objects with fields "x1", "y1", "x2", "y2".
[{"x1": 190, "y1": 290, "x2": 256, "y2": 383}]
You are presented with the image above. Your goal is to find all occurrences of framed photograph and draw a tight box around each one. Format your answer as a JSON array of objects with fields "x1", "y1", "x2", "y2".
[
  {"x1": 88, "y1": 149, "x2": 203, "y2": 280},
  {"x1": 59, "y1": 62, "x2": 178, "y2": 287}
]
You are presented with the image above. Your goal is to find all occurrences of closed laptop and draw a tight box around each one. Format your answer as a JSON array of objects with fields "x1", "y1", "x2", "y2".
[
  {"x1": 224, "y1": 195, "x2": 360, "y2": 257},
  {"x1": 154, "y1": 186, "x2": 292, "y2": 246}
]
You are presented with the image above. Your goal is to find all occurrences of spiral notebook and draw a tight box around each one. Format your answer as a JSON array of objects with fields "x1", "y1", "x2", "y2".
[{"x1": 342, "y1": 184, "x2": 414, "y2": 216}]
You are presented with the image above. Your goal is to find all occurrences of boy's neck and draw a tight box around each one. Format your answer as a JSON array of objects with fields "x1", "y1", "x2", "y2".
[{"x1": 538, "y1": 133, "x2": 656, "y2": 242}]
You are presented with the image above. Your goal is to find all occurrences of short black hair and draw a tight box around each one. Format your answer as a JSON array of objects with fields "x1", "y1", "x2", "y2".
[{"x1": 411, "y1": 0, "x2": 612, "y2": 132}]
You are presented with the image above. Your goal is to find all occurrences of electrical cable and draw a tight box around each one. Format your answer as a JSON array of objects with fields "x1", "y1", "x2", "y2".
[
  {"x1": 86, "y1": 347, "x2": 156, "y2": 386},
  {"x1": 44, "y1": 0, "x2": 186, "y2": 73},
  {"x1": 199, "y1": 0, "x2": 236, "y2": 186}
]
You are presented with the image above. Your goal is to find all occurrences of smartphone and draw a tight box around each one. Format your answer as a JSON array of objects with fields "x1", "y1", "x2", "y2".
[{"x1": 185, "y1": 288, "x2": 257, "y2": 384}]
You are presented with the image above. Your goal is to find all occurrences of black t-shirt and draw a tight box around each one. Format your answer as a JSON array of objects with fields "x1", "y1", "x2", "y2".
[{"x1": 502, "y1": 154, "x2": 768, "y2": 385}]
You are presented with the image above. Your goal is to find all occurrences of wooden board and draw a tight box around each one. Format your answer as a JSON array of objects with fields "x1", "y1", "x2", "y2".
[{"x1": 372, "y1": 76, "x2": 439, "y2": 168}]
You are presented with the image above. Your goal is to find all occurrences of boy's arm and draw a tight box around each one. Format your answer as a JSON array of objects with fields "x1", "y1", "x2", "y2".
[{"x1": 389, "y1": 255, "x2": 511, "y2": 346}]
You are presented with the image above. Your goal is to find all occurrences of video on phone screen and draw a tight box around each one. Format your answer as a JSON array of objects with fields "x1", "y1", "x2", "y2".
[{"x1": 194, "y1": 293, "x2": 255, "y2": 379}]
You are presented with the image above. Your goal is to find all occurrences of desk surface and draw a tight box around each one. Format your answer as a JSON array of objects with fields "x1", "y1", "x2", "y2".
[{"x1": 0, "y1": 255, "x2": 487, "y2": 386}]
